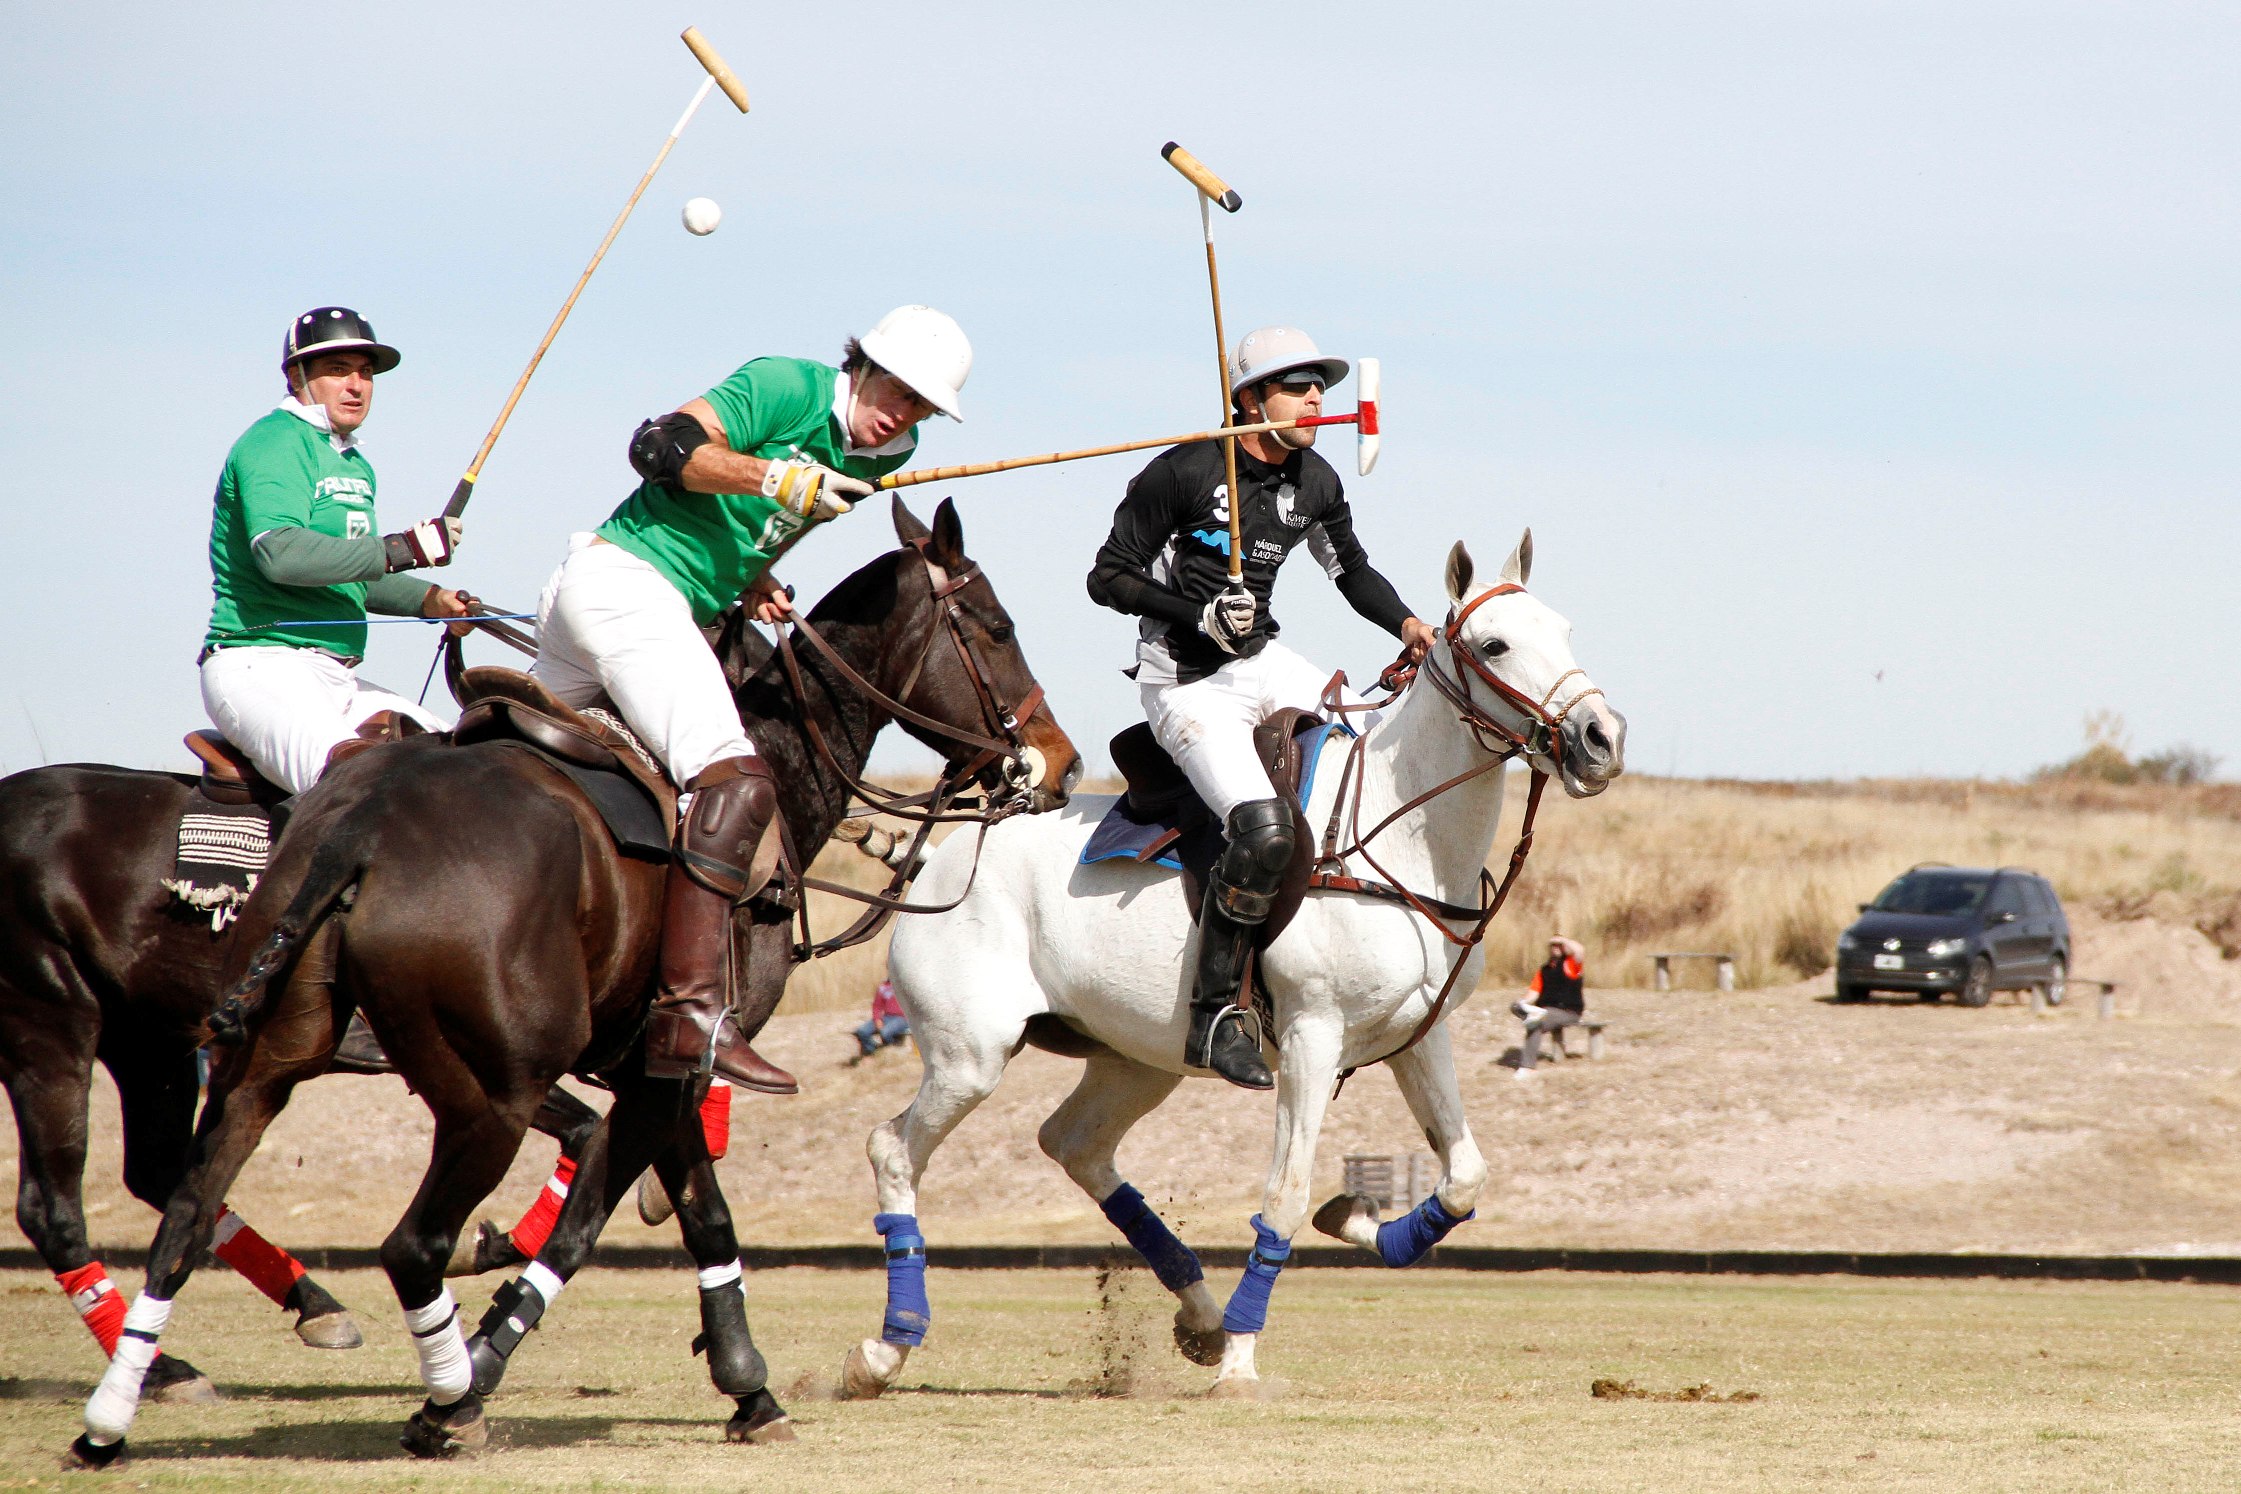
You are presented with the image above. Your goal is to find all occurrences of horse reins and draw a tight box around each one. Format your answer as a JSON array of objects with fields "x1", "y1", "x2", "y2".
[
  {"x1": 1306, "y1": 581, "x2": 1602, "y2": 1069},
  {"x1": 767, "y1": 538, "x2": 1048, "y2": 959}
]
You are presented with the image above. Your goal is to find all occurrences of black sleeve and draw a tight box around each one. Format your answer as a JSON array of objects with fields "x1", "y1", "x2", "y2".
[
  {"x1": 1313, "y1": 489, "x2": 1417, "y2": 639},
  {"x1": 1087, "y1": 453, "x2": 1204, "y2": 631}
]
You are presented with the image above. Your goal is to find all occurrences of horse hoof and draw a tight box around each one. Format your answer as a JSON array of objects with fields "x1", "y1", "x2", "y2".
[
  {"x1": 1172, "y1": 1320, "x2": 1226, "y2": 1368},
  {"x1": 838, "y1": 1341, "x2": 891, "y2": 1400},
  {"x1": 145, "y1": 1355, "x2": 220, "y2": 1405},
  {"x1": 1311, "y1": 1193, "x2": 1381, "y2": 1252},
  {"x1": 1206, "y1": 1375, "x2": 1259, "y2": 1400},
  {"x1": 725, "y1": 1388, "x2": 795, "y2": 1444},
  {"x1": 400, "y1": 1395, "x2": 487, "y2": 1459},
  {"x1": 66, "y1": 1433, "x2": 126, "y2": 1469},
  {"x1": 636, "y1": 1170, "x2": 676, "y2": 1227},
  {"x1": 444, "y1": 1219, "x2": 521, "y2": 1278},
  {"x1": 295, "y1": 1310, "x2": 365, "y2": 1350}
]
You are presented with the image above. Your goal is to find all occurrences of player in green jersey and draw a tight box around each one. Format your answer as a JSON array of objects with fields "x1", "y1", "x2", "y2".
[
  {"x1": 199, "y1": 307, "x2": 476, "y2": 793},
  {"x1": 531, "y1": 305, "x2": 972, "y2": 1093}
]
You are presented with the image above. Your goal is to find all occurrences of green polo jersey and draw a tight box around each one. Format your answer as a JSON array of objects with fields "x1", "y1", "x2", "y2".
[
  {"x1": 204, "y1": 408, "x2": 379, "y2": 658},
  {"x1": 594, "y1": 357, "x2": 918, "y2": 626}
]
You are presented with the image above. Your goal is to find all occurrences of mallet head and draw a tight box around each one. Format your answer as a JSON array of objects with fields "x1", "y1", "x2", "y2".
[
  {"x1": 1161, "y1": 141, "x2": 1242, "y2": 212},
  {"x1": 1356, "y1": 358, "x2": 1381, "y2": 476}
]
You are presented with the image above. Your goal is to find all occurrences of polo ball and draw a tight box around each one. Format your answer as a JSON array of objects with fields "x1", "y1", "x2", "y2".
[{"x1": 682, "y1": 197, "x2": 722, "y2": 236}]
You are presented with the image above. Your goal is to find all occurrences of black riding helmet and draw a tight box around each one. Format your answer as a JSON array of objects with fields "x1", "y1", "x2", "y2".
[{"x1": 281, "y1": 306, "x2": 401, "y2": 375}]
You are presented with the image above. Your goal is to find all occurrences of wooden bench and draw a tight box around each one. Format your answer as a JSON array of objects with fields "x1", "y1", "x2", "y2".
[
  {"x1": 1342, "y1": 1153, "x2": 1439, "y2": 1211},
  {"x1": 1651, "y1": 951, "x2": 1735, "y2": 992},
  {"x1": 1552, "y1": 1020, "x2": 1609, "y2": 1061}
]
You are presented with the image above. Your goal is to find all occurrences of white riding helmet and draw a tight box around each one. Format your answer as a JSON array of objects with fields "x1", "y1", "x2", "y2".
[
  {"x1": 858, "y1": 305, "x2": 972, "y2": 421},
  {"x1": 1229, "y1": 326, "x2": 1349, "y2": 406}
]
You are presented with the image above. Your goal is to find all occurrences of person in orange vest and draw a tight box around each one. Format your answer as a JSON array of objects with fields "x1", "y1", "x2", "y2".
[{"x1": 1512, "y1": 936, "x2": 1585, "y2": 1078}]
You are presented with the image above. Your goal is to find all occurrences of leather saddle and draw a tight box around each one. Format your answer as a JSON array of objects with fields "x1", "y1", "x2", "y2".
[
  {"x1": 1098, "y1": 707, "x2": 1328, "y2": 945},
  {"x1": 449, "y1": 666, "x2": 679, "y2": 847},
  {"x1": 183, "y1": 731, "x2": 286, "y2": 807}
]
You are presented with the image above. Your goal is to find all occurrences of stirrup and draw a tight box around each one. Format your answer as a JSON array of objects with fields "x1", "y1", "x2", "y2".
[{"x1": 1192, "y1": 1003, "x2": 1261, "y2": 1069}]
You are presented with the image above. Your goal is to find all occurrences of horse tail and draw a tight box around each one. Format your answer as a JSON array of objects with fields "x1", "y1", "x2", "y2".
[{"x1": 202, "y1": 836, "x2": 364, "y2": 1047}]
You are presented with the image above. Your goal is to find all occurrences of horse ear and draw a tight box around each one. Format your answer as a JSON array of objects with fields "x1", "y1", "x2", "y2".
[
  {"x1": 929, "y1": 497, "x2": 966, "y2": 568},
  {"x1": 890, "y1": 495, "x2": 928, "y2": 545},
  {"x1": 1499, "y1": 528, "x2": 1533, "y2": 587},
  {"x1": 1445, "y1": 542, "x2": 1475, "y2": 606}
]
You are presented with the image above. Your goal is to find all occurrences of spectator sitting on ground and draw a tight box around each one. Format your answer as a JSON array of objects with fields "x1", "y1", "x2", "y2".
[
  {"x1": 1512, "y1": 936, "x2": 1586, "y2": 1079},
  {"x1": 852, "y1": 978, "x2": 909, "y2": 1063}
]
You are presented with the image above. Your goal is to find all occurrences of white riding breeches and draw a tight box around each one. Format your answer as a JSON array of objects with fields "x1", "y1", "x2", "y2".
[
  {"x1": 531, "y1": 533, "x2": 756, "y2": 787},
  {"x1": 199, "y1": 646, "x2": 449, "y2": 796},
  {"x1": 1140, "y1": 640, "x2": 1363, "y2": 823}
]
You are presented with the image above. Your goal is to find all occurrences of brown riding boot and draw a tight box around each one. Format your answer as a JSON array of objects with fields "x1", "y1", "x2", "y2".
[{"x1": 643, "y1": 757, "x2": 798, "y2": 1095}]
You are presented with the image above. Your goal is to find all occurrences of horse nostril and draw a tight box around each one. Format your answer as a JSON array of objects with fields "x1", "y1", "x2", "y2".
[{"x1": 1587, "y1": 722, "x2": 1609, "y2": 753}]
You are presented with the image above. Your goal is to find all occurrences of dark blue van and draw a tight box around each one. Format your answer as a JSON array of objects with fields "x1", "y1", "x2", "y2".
[{"x1": 1834, "y1": 865, "x2": 2070, "y2": 1007}]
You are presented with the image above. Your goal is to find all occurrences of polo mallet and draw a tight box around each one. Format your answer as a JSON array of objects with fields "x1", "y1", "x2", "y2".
[
  {"x1": 874, "y1": 376, "x2": 1382, "y2": 488},
  {"x1": 441, "y1": 26, "x2": 750, "y2": 520},
  {"x1": 1161, "y1": 141, "x2": 1247, "y2": 584}
]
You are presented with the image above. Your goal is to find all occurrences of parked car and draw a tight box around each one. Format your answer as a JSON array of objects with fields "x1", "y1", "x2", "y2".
[{"x1": 1833, "y1": 864, "x2": 2070, "y2": 1007}]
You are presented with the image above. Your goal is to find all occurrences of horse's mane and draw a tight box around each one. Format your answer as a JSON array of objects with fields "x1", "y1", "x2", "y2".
[{"x1": 713, "y1": 545, "x2": 913, "y2": 715}]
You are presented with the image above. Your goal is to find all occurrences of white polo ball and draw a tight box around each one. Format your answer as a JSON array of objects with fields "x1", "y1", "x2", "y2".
[{"x1": 682, "y1": 197, "x2": 722, "y2": 236}]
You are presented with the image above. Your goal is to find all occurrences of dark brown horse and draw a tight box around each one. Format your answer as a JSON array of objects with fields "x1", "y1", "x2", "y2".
[
  {"x1": 0, "y1": 771, "x2": 371, "y2": 1397},
  {"x1": 73, "y1": 499, "x2": 1077, "y2": 1463}
]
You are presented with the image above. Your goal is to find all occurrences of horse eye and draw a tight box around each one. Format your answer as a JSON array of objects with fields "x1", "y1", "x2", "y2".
[
  {"x1": 988, "y1": 624, "x2": 1015, "y2": 645},
  {"x1": 1481, "y1": 638, "x2": 1509, "y2": 659}
]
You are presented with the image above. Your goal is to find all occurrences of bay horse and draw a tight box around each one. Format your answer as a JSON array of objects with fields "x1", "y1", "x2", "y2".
[
  {"x1": 840, "y1": 530, "x2": 1624, "y2": 1397},
  {"x1": 74, "y1": 498, "x2": 1078, "y2": 1462},
  {"x1": 0, "y1": 774, "x2": 374, "y2": 1395}
]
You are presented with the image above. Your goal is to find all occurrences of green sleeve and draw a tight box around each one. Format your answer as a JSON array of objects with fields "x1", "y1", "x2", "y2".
[
  {"x1": 365, "y1": 572, "x2": 433, "y2": 616},
  {"x1": 701, "y1": 358, "x2": 819, "y2": 459},
  {"x1": 250, "y1": 525, "x2": 386, "y2": 586}
]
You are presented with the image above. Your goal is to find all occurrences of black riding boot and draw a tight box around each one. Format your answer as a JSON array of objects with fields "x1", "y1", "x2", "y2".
[{"x1": 1185, "y1": 798, "x2": 1293, "y2": 1091}]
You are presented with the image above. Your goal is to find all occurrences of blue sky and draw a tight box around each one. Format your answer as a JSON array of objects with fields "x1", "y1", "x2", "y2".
[{"x1": 3, "y1": 2, "x2": 2234, "y2": 781}]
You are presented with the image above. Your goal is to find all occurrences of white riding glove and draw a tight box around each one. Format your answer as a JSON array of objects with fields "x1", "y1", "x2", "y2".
[
  {"x1": 1199, "y1": 588, "x2": 1257, "y2": 655},
  {"x1": 762, "y1": 459, "x2": 874, "y2": 522},
  {"x1": 384, "y1": 516, "x2": 463, "y2": 571}
]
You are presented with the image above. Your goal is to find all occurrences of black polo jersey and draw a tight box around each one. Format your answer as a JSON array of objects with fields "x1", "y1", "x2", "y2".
[{"x1": 1088, "y1": 439, "x2": 1413, "y2": 685}]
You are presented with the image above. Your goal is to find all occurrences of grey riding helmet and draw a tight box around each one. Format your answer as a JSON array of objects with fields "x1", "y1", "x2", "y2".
[
  {"x1": 1229, "y1": 326, "x2": 1348, "y2": 406},
  {"x1": 282, "y1": 306, "x2": 401, "y2": 375}
]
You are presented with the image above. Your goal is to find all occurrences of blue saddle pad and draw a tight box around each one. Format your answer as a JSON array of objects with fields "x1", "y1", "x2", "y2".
[{"x1": 1080, "y1": 720, "x2": 1353, "y2": 872}]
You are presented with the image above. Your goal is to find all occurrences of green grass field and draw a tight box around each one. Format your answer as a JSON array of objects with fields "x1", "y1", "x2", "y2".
[{"x1": 3, "y1": 1266, "x2": 2238, "y2": 1491}]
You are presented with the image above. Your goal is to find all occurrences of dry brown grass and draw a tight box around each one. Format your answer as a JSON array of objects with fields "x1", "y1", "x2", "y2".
[
  {"x1": 781, "y1": 772, "x2": 2241, "y2": 1010},
  {"x1": 1479, "y1": 773, "x2": 2241, "y2": 989}
]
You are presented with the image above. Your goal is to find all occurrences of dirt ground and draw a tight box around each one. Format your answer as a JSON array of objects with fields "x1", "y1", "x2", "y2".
[
  {"x1": 4, "y1": 1266, "x2": 2239, "y2": 1492},
  {"x1": 10, "y1": 913, "x2": 2240, "y2": 1261}
]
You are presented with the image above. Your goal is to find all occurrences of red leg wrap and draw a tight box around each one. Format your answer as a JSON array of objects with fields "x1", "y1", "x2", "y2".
[
  {"x1": 702, "y1": 1079, "x2": 733, "y2": 1161},
  {"x1": 57, "y1": 1261, "x2": 126, "y2": 1356},
  {"x1": 509, "y1": 1155, "x2": 577, "y2": 1258},
  {"x1": 212, "y1": 1207, "x2": 309, "y2": 1305}
]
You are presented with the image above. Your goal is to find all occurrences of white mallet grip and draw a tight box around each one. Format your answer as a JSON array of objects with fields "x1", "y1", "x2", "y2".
[{"x1": 1355, "y1": 358, "x2": 1381, "y2": 476}]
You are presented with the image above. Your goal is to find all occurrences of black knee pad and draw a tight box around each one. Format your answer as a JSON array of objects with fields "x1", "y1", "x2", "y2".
[{"x1": 1213, "y1": 797, "x2": 1295, "y2": 920}]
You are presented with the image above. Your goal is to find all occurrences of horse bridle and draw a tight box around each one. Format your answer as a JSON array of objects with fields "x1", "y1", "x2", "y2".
[
  {"x1": 769, "y1": 538, "x2": 1048, "y2": 958},
  {"x1": 1307, "y1": 581, "x2": 1602, "y2": 1073}
]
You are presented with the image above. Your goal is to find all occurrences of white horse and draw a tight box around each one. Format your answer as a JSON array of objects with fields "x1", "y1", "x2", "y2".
[{"x1": 843, "y1": 530, "x2": 1625, "y2": 1396}]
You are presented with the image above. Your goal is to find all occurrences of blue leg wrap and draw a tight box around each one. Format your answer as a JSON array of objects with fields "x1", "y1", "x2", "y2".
[
  {"x1": 873, "y1": 1212, "x2": 930, "y2": 1346},
  {"x1": 1375, "y1": 1192, "x2": 1475, "y2": 1268},
  {"x1": 1220, "y1": 1215, "x2": 1292, "y2": 1335},
  {"x1": 1099, "y1": 1184, "x2": 1205, "y2": 1293}
]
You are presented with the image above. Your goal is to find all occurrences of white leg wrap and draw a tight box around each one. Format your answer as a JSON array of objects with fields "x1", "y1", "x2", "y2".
[
  {"x1": 84, "y1": 1293, "x2": 172, "y2": 1443},
  {"x1": 521, "y1": 1261, "x2": 566, "y2": 1308},
  {"x1": 697, "y1": 1259, "x2": 743, "y2": 1292},
  {"x1": 403, "y1": 1288, "x2": 472, "y2": 1405}
]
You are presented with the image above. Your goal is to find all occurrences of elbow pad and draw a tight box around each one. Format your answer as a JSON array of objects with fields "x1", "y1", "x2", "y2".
[
  {"x1": 628, "y1": 412, "x2": 711, "y2": 489},
  {"x1": 1086, "y1": 569, "x2": 1113, "y2": 608}
]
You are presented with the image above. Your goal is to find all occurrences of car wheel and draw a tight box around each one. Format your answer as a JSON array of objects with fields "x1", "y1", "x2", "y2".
[
  {"x1": 1835, "y1": 982, "x2": 1869, "y2": 1003},
  {"x1": 1958, "y1": 956, "x2": 1994, "y2": 1008},
  {"x1": 2041, "y1": 955, "x2": 2067, "y2": 1008}
]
